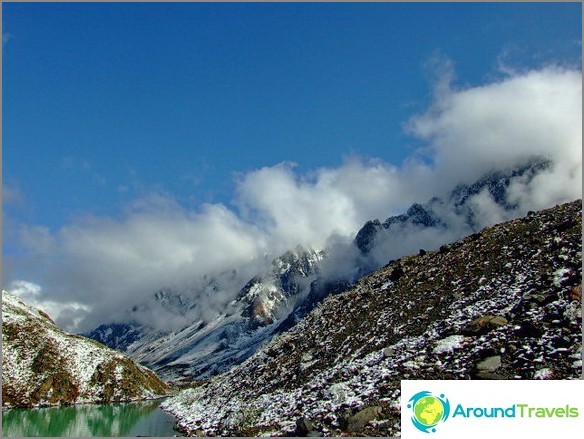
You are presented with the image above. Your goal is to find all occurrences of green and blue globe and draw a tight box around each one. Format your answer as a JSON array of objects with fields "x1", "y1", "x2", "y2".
[
  {"x1": 408, "y1": 391, "x2": 450, "y2": 433},
  {"x1": 414, "y1": 396, "x2": 444, "y2": 426}
]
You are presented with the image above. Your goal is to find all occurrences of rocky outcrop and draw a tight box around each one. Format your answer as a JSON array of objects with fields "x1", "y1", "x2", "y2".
[
  {"x1": 354, "y1": 160, "x2": 550, "y2": 255},
  {"x1": 86, "y1": 322, "x2": 145, "y2": 351},
  {"x1": 2, "y1": 291, "x2": 171, "y2": 408}
]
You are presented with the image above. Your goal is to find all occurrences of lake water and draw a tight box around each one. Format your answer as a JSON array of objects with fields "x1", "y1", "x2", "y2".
[{"x1": 1, "y1": 399, "x2": 182, "y2": 437}]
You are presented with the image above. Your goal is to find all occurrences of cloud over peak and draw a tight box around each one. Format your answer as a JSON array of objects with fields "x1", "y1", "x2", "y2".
[{"x1": 5, "y1": 64, "x2": 581, "y2": 332}]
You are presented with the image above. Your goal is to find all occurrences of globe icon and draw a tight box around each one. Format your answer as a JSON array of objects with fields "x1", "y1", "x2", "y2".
[{"x1": 413, "y1": 396, "x2": 444, "y2": 426}]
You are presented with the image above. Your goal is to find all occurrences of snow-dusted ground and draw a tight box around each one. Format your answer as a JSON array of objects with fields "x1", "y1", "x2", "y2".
[{"x1": 162, "y1": 200, "x2": 582, "y2": 436}]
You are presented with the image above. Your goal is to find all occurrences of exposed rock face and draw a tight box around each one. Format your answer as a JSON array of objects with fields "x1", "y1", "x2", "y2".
[
  {"x1": 162, "y1": 200, "x2": 581, "y2": 437},
  {"x1": 86, "y1": 246, "x2": 325, "y2": 381},
  {"x1": 353, "y1": 160, "x2": 550, "y2": 255},
  {"x1": 86, "y1": 322, "x2": 145, "y2": 351},
  {"x1": 354, "y1": 219, "x2": 383, "y2": 254},
  {"x1": 2, "y1": 291, "x2": 171, "y2": 408},
  {"x1": 239, "y1": 246, "x2": 325, "y2": 329}
]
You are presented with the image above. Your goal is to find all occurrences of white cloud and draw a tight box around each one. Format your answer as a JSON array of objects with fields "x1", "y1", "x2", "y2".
[
  {"x1": 8, "y1": 280, "x2": 91, "y2": 331},
  {"x1": 5, "y1": 64, "x2": 581, "y2": 333},
  {"x1": 234, "y1": 160, "x2": 407, "y2": 251},
  {"x1": 406, "y1": 66, "x2": 582, "y2": 189}
]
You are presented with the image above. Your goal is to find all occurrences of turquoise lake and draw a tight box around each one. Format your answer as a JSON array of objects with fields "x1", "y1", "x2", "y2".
[{"x1": 1, "y1": 399, "x2": 182, "y2": 437}]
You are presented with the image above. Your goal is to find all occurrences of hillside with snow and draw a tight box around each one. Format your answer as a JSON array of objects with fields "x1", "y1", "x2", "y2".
[
  {"x1": 162, "y1": 199, "x2": 582, "y2": 437},
  {"x1": 87, "y1": 163, "x2": 563, "y2": 384},
  {"x1": 1, "y1": 290, "x2": 171, "y2": 408},
  {"x1": 87, "y1": 246, "x2": 325, "y2": 382}
]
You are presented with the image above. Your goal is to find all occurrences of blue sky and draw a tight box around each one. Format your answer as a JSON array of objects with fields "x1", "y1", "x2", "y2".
[
  {"x1": 4, "y1": 2, "x2": 581, "y2": 232},
  {"x1": 2, "y1": 2, "x2": 582, "y2": 330}
]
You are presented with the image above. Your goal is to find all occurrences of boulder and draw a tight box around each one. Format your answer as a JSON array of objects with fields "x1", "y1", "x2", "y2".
[
  {"x1": 513, "y1": 321, "x2": 544, "y2": 338},
  {"x1": 345, "y1": 406, "x2": 382, "y2": 432},
  {"x1": 460, "y1": 315, "x2": 508, "y2": 336},
  {"x1": 383, "y1": 347, "x2": 395, "y2": 358},
  {"x1": 295, "y1": 417, "x2": 314, "y2": 436},
  {"x1": 387, "y1": 265, "x2": 405, "y2": 282},
  {"x1": 477, "y1": 355, "x2": 501, "y2": 371},
  {"x1": 473, "y1": 355, "x2": 506, "y2": 379}
]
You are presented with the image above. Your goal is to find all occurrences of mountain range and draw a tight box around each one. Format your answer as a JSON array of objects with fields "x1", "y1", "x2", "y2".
[
  {"x1": 3, "y1": 159, "x2": 581, "y2": 436},
  {"x1": 86, "y1": 160, "x2": 558, "y2": 383},
  {"x1": 87, "y1": 246, "x2": 325, "y2": 382}
]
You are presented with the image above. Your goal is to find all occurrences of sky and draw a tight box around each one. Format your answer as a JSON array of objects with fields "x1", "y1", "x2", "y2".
[{"x1": 2, "y1": 2, "x2": 582, "y2": 332}]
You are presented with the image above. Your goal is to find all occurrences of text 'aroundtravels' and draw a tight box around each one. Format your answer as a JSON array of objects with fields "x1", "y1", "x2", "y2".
[{"x1": 452, "y1": 404, "x2": 579, "y2": 419}]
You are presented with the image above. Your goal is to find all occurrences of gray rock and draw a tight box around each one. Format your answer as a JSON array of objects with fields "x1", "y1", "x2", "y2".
[
  {"x1": 346, "y1": 406, "x2": 382, "y2": 432},
  {"x1": 383, "y1": 347, "x2": 395, "y2": 358},
  {"x1": 472, "y1": 355, "x2": 507, "y2": 379},
  {"x1": 296, "y1": 417, "x2": 314, "y2": 435},
  {"x1": 477, "y1": 355, "x2": 501, "y2": 372}
]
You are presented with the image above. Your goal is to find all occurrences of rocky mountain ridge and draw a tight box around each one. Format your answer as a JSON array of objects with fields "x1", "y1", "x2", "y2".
[
  {"x1": 354, "y1": 160, "x2": 549, "y2": 259},
  {"x1": 87, "y1": 246, "x2": 325, "y2": 382},
  {"x1": 162, "y1": 199, "x2": 582, "y2": 437},
  {"x1": 273, "y1": 161, "x2": 554, "y2": 339},
  {"x1": 88, "y1": 161, "x2": 563, "y2": 384},
  {"x1": 1, "y1": 290, "x2": 171, "y2": 408}
]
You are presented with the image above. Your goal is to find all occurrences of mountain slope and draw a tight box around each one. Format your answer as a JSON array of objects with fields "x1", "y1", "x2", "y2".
[
  {"x1": 278, "y1": 162, "x2": 554, "y2": 338},
  {"x1": 1, "y1": 290, "x2": 171, "y2": 408},
  {"x1": 88, "y1": 163, "x2": 559, "y2": 382},
  {"x1": 162, "y1": 199, "x2": 582, "y2": 437},
  {"x1": 87, "y1": 246, "x2": 325, "y2": 382}
]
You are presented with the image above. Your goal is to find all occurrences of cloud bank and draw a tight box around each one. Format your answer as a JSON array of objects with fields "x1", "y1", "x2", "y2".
[{"x1": 5, "y1": 65, "x2": 581, "y2": 332}]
